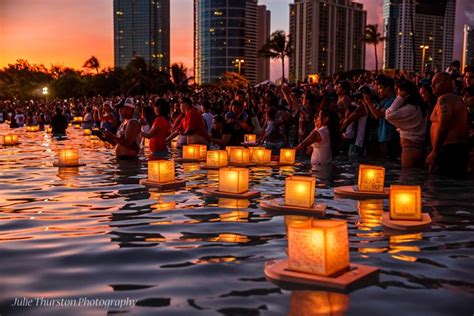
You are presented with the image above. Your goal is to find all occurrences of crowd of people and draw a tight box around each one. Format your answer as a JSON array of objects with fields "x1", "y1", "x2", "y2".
[{"x1": 1, "y1": 63, "x2": 473, "y2": 177}]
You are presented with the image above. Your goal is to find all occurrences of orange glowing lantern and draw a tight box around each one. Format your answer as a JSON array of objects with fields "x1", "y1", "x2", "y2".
[
  {"x1": 83, "y1": 129, "x2": 92, "y2": 136},
  {"x1": 229, "y1": 147, "x2": 250, "y2": 164},
  {"x1": 251, "y1": 147, "x2": 271, "y2": 164},
  {"x1": 148, "y1": 160, "x2": 175, "y2": 183},
  {"x1": 244, "y1": 134, "x2": 257, "y2": 144},
  {"x1": 226, "y1": 146, "x2": 243, "y2": 156},
  {"x1": 197, "y1": 144, "x2": 207, "y2": 159},
  {"x1": 358, "y1": 165, "x2": 385, "y2": 192},
  {"x1": 73, "y1": 116, "x2": 83, "y2": 123},
  {"x1": 46, "y1": 127, "x2": 52, "y2": 133},
  {"x1": 182, "y1": 145, "x2": 201, "y2": 160},
  {"x1": 74, "y1": 124, "x2": 81, "y2": 129},
  {"x1": 285, "y1": 176, "x2": 315, "y2": 208},
  {"x1": 279, "y1": 148, "x2": 296, "y2": 165},
  {"x1": 287, "y1": 219, "x2": 350, "y2": 276},
  {"x1": 218, "y1": 167, "x2": 249, "y2": 194},
  {"x1": 26, "y1": 125, "x2": 39, "y2": 132},
  {"x1": 389, "y1": 185, "x2": 422, "y2": 221},
  {"x1": 58, "y1": 148, "x2": 79, "y2": 166},
  {"x1": 2, "y1": 134, "x2": 20, "y2": 146},
  {"x1": 206, "y1": 150, "x2": 228, "y2": 167}
]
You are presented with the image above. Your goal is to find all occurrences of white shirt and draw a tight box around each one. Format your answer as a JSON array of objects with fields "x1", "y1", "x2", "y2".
[
  {"x1": 311, "y1": 126, "x2": 332, "y2": 166},
  {"x1": 202, "y1": 112, "x2": 213, "y2": 134},
  {"x1": 385, "y1": 96, "x2": 427, "y2": 142}
]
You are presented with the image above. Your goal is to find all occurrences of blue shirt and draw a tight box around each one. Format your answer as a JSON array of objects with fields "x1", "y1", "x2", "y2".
[{"x1": 377, "y1": 96, "x2": 397, "y2": 142}]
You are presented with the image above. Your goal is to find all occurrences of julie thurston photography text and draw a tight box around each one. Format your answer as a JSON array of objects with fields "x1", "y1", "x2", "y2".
[{"x1": 10, "y1": 297, "x2": 137, "y2": 309}]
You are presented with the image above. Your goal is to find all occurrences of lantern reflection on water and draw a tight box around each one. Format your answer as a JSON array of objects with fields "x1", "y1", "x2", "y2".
[
  {"x1": 219, "y1": 210, "x2": 250, "y2": 222},
  {"x1": 289, "y1": 291, "x2": 349, "y2": 316},
  {"x1": 218, "y1": 198, "x2": 250, "y2": 209},
  {"x1": 357, "y1": 200, "x2": 384, "y2": 229},
  {"x1": 287, "y1": 219, "x2": 350, "y2": 276}
]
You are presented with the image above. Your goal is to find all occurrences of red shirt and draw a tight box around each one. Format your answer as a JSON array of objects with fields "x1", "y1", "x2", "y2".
[
  {"x1": 149, "y1": 116, "x2": 170, "y2": 152},
  {"x1": 182, "y1": 108, "x2": 210, "y2": 141}
]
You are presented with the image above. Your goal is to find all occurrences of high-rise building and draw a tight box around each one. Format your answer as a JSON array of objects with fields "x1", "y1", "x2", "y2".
[
  {"x1": 113, "y1": 0, "x2": 170, "y2": 70},
  {"x1": 289, "y1": 0, "x2": 366, "y2": 81},
  {"x1": 194, "y1": 0, "x2": 259, "y2": 85},
  {"x1": 462, "y1": 25, "x2": 474, "y2": 70},
  {"x1": 257, "y1": 5, "x2": 271, "y2": 83},
  {"x1": 383, "y1": 0, "x2": 456, "y2": 72}
]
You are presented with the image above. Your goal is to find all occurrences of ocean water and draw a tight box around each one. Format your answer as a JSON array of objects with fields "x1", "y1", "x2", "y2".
[{"x1": 0, "y1": 124, "x2": 473, "y2": 315}]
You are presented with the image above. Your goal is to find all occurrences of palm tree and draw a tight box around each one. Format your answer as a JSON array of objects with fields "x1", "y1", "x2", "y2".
[
  {"x1": 258, "y1": 30, "x2": 292, "y2": 84},
  {"x1": 170, "y1": 63, "x2": 191, "y2": 91},
  {"x1": 409, "y1": 0, "x2": 417, "y2": 71},
  {"x1": 83, "y1": 56, "x2": 100, "y2": 74},
  {"x1": 364, "y1": 24, "x2": 385, "y2": 75}
]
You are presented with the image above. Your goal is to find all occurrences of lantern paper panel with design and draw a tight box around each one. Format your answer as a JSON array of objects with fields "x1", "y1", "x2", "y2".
[
  {"x1": 182, "y1": 145, "x2": 201, "y2": 160},
  {"x1": 390, "y1": 185, "x2": 422, "y2": 220},
  {"x1": 279, "y1": 148, "x2": 296, "y2": 165},
  {"x1": 58, "y1": 149, "x2": 79, "y2": 166},
  {"x1": 287, "y1": 219, "x2": 350, "y2": 277},
  {"x1": 148, "y1": 160, "x2": 175, "y2": 183},
  {"x1": 358, "y1": 165, "x2": 385, "y2": 192},
  {"x1": 251, "y1": 148, "x2": 271, "y2": 163},
  {"x1": 244, "y1": 134, "x2": 257, "y2": 144},
  {"x1": 207, "y1": 150, "x2": 228, "y2": 167},
  {"x1": 229, "y1": 148, "x2": 250, "y2": 164},
  {"x1": 226, "y1": 146, "x2": 242, "y2": 156},
  {"x1": 218, "y1": 167, "x2": 249, "y2": 194},
  {"x1": 197, "y1": 144, "x2": 207, "y2": 159},
  {"x1": 285, "y1": 176, "x2": 316, "y2": 208}
]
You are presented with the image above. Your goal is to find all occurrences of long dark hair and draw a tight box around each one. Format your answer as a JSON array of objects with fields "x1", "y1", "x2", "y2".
[
  {"x1": 142, "y1": 105, "x2": 155, "y2": 127},
  {"x1": 318, "y1": 108, "x2": 340, "y2": 157},
  {"x1": 396, "y1": 80, "x2": 428, "y2": 116},
  {"x1": 154, "y1": 98, "x2": 170, "y2": 120}
]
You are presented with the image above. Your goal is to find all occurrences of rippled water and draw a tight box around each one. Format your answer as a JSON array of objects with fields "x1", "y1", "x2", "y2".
[{"x1": 0, "y1": 124, "x2": 473, "y2": 315}]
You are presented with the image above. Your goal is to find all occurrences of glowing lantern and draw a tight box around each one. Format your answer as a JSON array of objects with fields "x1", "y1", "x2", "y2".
[
  {"x1": 73, "y1": 116, "x2": 83, "y2": 123},
  {"x1": 287, "y1": 219, "x2": 350, "y2": 276},
  {"x1": 229, "y1": 147, "x2": 250, "y2": 164},
  {"x1": 83, "y1": 129, "x2": 92, "y2": 136},
  {"x1": 46, "y1": 127, "x2": 52, "y2": 133},
  {"x1": 244, "y1": 134, "x2": 257, "y2": 144},
  {"x1": 251, "y1": 147, "x2": 271, "y2": 164},
  {"x1": 389, "y1": 185, "x2": 422, "y2": 221},
  {"x1": 148, "y1": 160, "x2": 175, "y2": 183},
  {"x1": 26, "y1": 125, "x2": 39, "y2": 132},
  {"x1": 218, "y1": 167, "x2": 249, "y2": 194},
  {"x1": 58, "y1": 148, "x2": 79, "y2": 166},
  {"x1": 182, "y1": 145, "x2": 201, "y2": 160},
  {"x1": 74, "y1": 124, "x2": 80, "y2": 129},
  {"x1": 279, "y1": 148, "x2": 296, "y2": 165},
  {"x1": 285, "y1": 176, "x2": 315, "y2": 208},
  {"x1": 219, "y1": 210, "x2": 250, "y2": 222},
  {"x1": 207, "y1": 150, "x2": 228, "y2": 167},
  {"x1": 226, "y1": 146, "x2": 243, "y2": 156},
  {"x1": 2, "y1": 134, "x2": 20, "y2": 146},
  {"x1": 197, "y1": 144, "x2": 207, "y2": 159},
  {"x1": 358, "y1": 165, "x2": 385, "y2": 192}
]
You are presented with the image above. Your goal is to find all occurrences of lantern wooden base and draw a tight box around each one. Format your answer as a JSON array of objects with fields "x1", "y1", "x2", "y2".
[
  {"x1": 200, "y1": 164, "x2": 228, "y2": 170},
  {"x1": 381, "y1": 212, "x2": 431, "y2": 231},
  {"x1": 203, "y1": 187, "x2": 260, "y2": 199},
  {"x1": 334, "y1": 185, "x2": 389, "y2": 199},
  {"x1": 140, "y1": 179, "x2": 186, "y2": 190},
  {"x1": 53, "y1": 163, "x2": 86, "y2": 168},
  {"x1": 264, "y1": 259, "x2": 379, "y2": 292},
  {"x1": 2, "y1": 143, "x2": 21, "y2": 147},
  {"x1": 175, "y1": 158, "x2": 205, "y2": 163},
  {"x1": 228, "y1": 162, "x2": 256, "y2": 167},
  {"x1": 260, "y1": 198, "x2": 326, "y2": 216}
]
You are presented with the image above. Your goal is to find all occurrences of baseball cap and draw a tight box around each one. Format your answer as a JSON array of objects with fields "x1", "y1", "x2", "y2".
[{"x1": 124, "y1": 97, "x2": 135, "y2": 109}]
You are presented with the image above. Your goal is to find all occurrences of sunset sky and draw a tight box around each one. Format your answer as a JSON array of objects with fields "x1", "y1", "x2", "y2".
[{"x1": 1, "y1": 0, "x2": 473, "y2": 80}]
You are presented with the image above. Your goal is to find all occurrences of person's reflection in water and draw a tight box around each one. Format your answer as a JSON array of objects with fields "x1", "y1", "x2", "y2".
[{"x1": 289, "y1": 290, "x2": 349, "y2": 316}]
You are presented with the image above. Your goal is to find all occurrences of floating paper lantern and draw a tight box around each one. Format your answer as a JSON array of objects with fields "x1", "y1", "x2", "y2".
[
  {"x1": 83, "y1": 129, "x2": 92, "y2": 136},
  {"x1": 251, "y1": 147, "x2": 271, "y2": 164},
  {"x1": 287, "y1": 219, "x2": 350, "y2": 276},
  {"x1": 358, "y1": 165, "x2": 385, "y2": 192},
  {"x1": 244, "y1": 134, "x2": 257, "y2": 144},
  {"x1": 197, "y1": 144, "x2": 207, "y2": 159},
  {"x1": 229, "y1": 147, "x2": 250, "y2": 164},
  {"x1": 26, "y1": 125, "x2": 39, "y2": 132},
  {"x1": 46, "y1": 127, "x2": 52, "y2": 133},
  {"x1": 73, "y1": 116, "x2": 83, "y2": 123},
  {"x1": 182, "y1": 145, "x2": 201, "y2": 160},
  {"x1": 2, "y1": 134, "x2": 19, "y2": 146},
  {"x1": 280, "y1": 148, "x2": 296, "y2": 165},
  {"x1": 207, "y1": 150, "x2": 228, "y2": 168},
  {"x1": 74, "y1": 124, "x2": 80, "y2": 129},
  {"x1": 148, "y1": 160, "x2": 175, "y2": 183},
  {"x1": 218, "y1": 167, "x2": 249, "y2": 194},
  {"x1": 285, "y1": 176, "x2": 315, "y2": 208},
  {"x1": 389, "y1": 185, "x2": 422, "y2": 220},
  {"x1": 226, "y1": 146, "x2": 243, "y2": 156},
  {"x1": 58, "y1": 148, "x2": 79, "y2": 166}
]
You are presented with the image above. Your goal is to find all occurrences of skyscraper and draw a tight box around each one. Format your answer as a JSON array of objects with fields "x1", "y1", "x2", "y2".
[
  {"x1": 289, "y1": 0, "x2": 366, "y2": 81},
  {"x1": 462, "y1": 25, "x2": 474, "y2": 70},
  {"x1": 113, "y1": 0, "x2": 170, "y2": 70},
  {"x1": 257, "y1": 5, "x2": 271, "y2": 83},
  {"x1": 194, "y1": 0, "x2": 259, "y2": 85},
  {"x1": 383, "y1": 0, "x2": 456, "y2": 72}
]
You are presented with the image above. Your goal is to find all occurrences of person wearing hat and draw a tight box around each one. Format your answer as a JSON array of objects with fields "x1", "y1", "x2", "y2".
[{"x1": 104, "y1": 97, "x2": 141, "y2": 159}]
